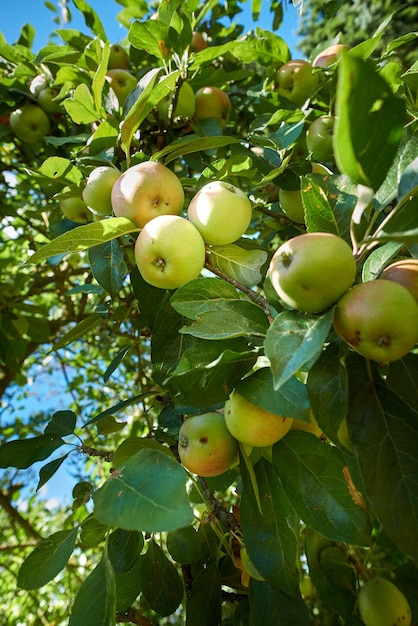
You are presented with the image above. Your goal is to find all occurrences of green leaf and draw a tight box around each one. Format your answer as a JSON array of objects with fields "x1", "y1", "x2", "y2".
[
  {"x1": 264, "y1": 309, "x2": 334, "y2": 390},
  {"x1": 166, "y1": 525, "x2": 202, "y2": 564},
  {"x1": 0, "y1": 433, "x2": 66, "y2": 469},
  {"x1": 180, "y1": 300, "x2": 269, "y2": 340},
  {"x1": 361, "y1": 241, "x2": 404, "y2": 281},
  {"x1": 36, "y1": 156, "x2": 84, "y2": 185},
  {"x1": 151, "y1": 294, "x2": 190, "y2": 384},
  {"x1": 112, "y1": 436, "x2": 175, "y2": 468},
  {"x1": 334, "y1": 54, "x2": 405, "y2": 190},
  {"x1": 170, "y1": 277, "x2": 241, "y2": 319},
  {"x1": 88, "y1": 240, "x2": 128, "y2": 298},
  {"x1": 92, "y1": 448, "x2": 194, "y2": 532},
  {"x1": 151, "y1": 134, "x2": 242, "y2": 165},
  {"x1": 63, "y1": 83, "x2": 102, "y2": 125},
  {"x1": 108, "y1": 529, "x2": 143, "y2": 574},
  {"x1": 209, "y1": 245, "x2": 268, "y2": 287},
  {"x1": 386, "y1": 355, "x2": 418, "y2": 410},
  {"x1": 302, "y1": 175, "x2": 339, "y2": 235},
  {"x1": 128, "y1": 19, "x2": 172, "y2": 61},
  {"x1": 53, "y1": 314, "x2": 103, "y2": 350},
  {"x1": 44, "y1": 410, "x2": 77, "y2": 436},
  {"x1": 114, "y1": 557, "x2": 142, "y2": 612},
  {"x1": 69, "y1": 554, "x2": 116, "y2": 626},
  {"x1": 37, "y1": 454, "x2": 70, "y2": 491},
  {"x1": 84, "y1": 391, "x2": 156, "y2": 427},
  {"x1": 72, "y1": 0, "x2": 107, "y2": 40},
  {"x1": 249, "y1": 579, "x2": 311, "y2": 625},
  {"x1": 373, "y1": 195, "x2": 418, "y2": 244},
  {"x1": 79, "y1": 515, "x2": 109, "y2": 548},
  {"x1": 186, "y1": 560, "x2": 222, "y2": 626},
  {"x1": 17, "y1": 528, "x2": 78, "y2": 590}
]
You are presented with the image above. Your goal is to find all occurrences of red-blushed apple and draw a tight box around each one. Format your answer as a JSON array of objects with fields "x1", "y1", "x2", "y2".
[
  {"x1": 157, "y1": 81, "x2": 195, "y2": 123},
  {"x1": 82, "y1": 165, "x2": 121, "y2": 216},
  {"x1": 194, "y1": 86, "x2": 231, "y2": 127},
  {"x1": 275, "y1": 59, "x2": 320, "y2": 106},
  {"x1": 60, "y1": 197, "x2": 91, "y2": 223},
  {"x1": 190, "y1": 31, "x2": 208, "y2": 52},
  {"x1": 108, "y1": 43, "x2": 130, "y2": 70},
  {"x1": 111, "y1": 161, "x2": 185, "y2": 227},
  {"x1": 357, "y1": 578, "x2": 411, "y2": 626},
  {"x1": 313, "y1": 44, "x2": 349, "y2": 68},
  {"x1": 134, "y1": 214, "x2": 206, "y2": 289},
  {"x1": 187, "y1": 180, "x2": 252, "y2": 245},
  {"x1": 306, "y1": 115, "x2": 335, "y2": 162},
  {"x1": 290, "y1": 409, "x2": 322, "y2": 437},
  {"x1": 333, "y1": 279, "x2": 418, "y2": 363},
  {"x1": 269, "y1": 232, "x2": 356, "y2": 313},
  {"x1": 224, "y1": 390, "x2": 293, "y2": 447},
  {"x1": 10, "y1": 102, "x2": 50, "y2": 143},
  {"x1": 379, "y1": 258, "x2": 418, "y2": 304},
  {"x1": 178, "y1": 412, "x2": 239, "y2": 477},
  {"x1": 106, "y1": 69, "x2": 137, "y2": 106}
]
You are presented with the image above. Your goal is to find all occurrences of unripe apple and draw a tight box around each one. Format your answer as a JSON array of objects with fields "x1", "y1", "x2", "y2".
[
  {"x1": 190, "y1": 31, "x2": 208, "y2": 52},
  {"x1": 194, "y1": 86, "x2": 231, "y2": 127},
  {"x1": 279, "y1": 163, "x2": 331, "y2": 224},
  {"x1": 82, "y1": 166, "x2": 121, "y2": 216},
  {"x1": 108, "y1": 43, "x2": 130, "y2": 70},
  {"x1": 313, "y1": 44, "x2": 349, "y2": 68},
  {"x1": 37, "y1": 87, "x2": 61, "y2": 113},
  {"x1": 10, "y1": 102, "x2": 50, "y2": 143},
  {"x1": 333, "y1": 279, "x2": 418, "y2": 363},
  {"x1": 357, "y1": 578, "x2": 411, "y2": 626},
  {"x1": 157, "y1": 82, "x2": 196, "y2": 123},
  {"x1": 178, "y1": 412, "x2": 239, "y2": 477},
  {"x1": 275, "y1": 59, "x2": 320, "y2": 106},
  {"x1": 306, "y1": 115, "x2": 335, "y2": 162},
  {"x1": 187, "y1": 180, "x2": 252, "y2": 245},
  {"x1": 269, "y1": 232, "x2": 356, "y2": 313},
  {"x1": 379, "y1": 258, "x2": 418, "y2": 304},
  {"x1": 134, "y1": 214, "x2": 206, "y2": 290},
  {"x1": 60, "y1": 197, "x2": 91, "y2": 223},
  {"x1": 111, "y1": 161, "x2": 184, "y2": 228},
  {"x1": 224, "y1": 390, "x2": 293, "y2": 447},
  {"x1": 106, "y1": 69, "x2": 137, "y2": 105}
]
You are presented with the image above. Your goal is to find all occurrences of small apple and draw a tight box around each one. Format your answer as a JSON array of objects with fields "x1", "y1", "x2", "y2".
[
  {"x1": 111, "y1": 161, "x2": 184, "y2": 228},
  {"x1": 313, "y1": 44, "x2": 349, "y2": 68},
  {"x1": 357, "y1": 578, "x2": 411, "y2": 626},
  {"x1": 275, "y1": 59, "x2": 320, "y2": 106},
  {"x1": 60, "y1": 197, "x2": 91, "y2": 223},
  {"x1": 306, "y1": 115, "x2": 335, "y2": 162},
  {"x1": 379, "y1": 258, "x2": 418, "y2": 304},
  {"x1": 224, "y1": 390, "x2": 293, "y2": 447},
  {"x1": 291, "y1": 410, "x2": 322, "y2": 437},
  {"x1": 333, "y1": 279, "x2": 418, "y2": 363},
  {"x1": 187, "y1": 180, "x2": 252, "y2": 245},
  {"x1": 10, "y1": 102, "x2": 50, "y2": 143},
  {"x1": 178, "y1": 412, "x2": 239, "y2": 477},
  {"x1": 134, "y1": 214, "x2": 206, "y2": 290},
  {"x1": 279, "y1": 162, "x2": 331, "y2": 224},
  {"x1": 37, "y1": 87, "x2": 61, "y2": 114},
  {"x1": 82, "y1": 166, "x2": 121, "y2": 216},
  {"x1": 106, "y1": 69, "x2": 137, "y2": 106},
  {"x1": 157, "y1": 82, "x2": 196, "y2": 123},
  {"x1": 108, "y1": 43, "x2": 130, "y2": 70},
  {"x1": 194, "y1": 86, "x2": 231, "y2": 127},
  {"x1": 269, "y1": 232, "x2": 356, "y2": 313},
  {"x1": 190, "y1": 31, "x2": 208, "y2": 53}
]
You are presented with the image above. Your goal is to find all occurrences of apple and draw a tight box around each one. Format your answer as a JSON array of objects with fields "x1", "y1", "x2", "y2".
[
  {"x1": 190, "y1": 31, "x2": 208, "y2": 52},
  {"x1": 275, "y1": 59, "x2": 320, "y2": 106},
  {"x1": 106, "y1": 69, "x2": 137, "y2": 106},
  {"x1": 111, "y1": 161, "x2": 185, "y2": 227},
  {"x1": 194, "y1": 86, "x2": 231, "y2": 127},
  {"x1": 157, "y1": 81, "x2": 196, "y2": 123},
  {"x1": 178, "y1": 412, "x2": 239, "y2": 477},
  {"x1": 60, "y1": 197, "x2": 91, "y2": 223},
  {"x1": 291, "y1": 410, "x2": 322, "y2": 437},
  {"x1": 306, "y1": 115, "x2": 335, "y2": 162},
  {"x1": 357, "y1": 578, "x2": 411, "y2": 626},
  {"x1": 269, "y1": 232, "x2": 356, "y2": 313},
  {"x1": 37, "y1": 87, "x2": 61, "y2": 113},
  {"x1": 379, "y1": 258, "x2": 418, "y2": 304},
  {"x1": 279, "y1": 162, "x2": 331, "y2": 224},
  {"x1": 9, "y1": 102, "x2": 50, "y2": 143},
  {"x1": 333, "y1": 279, "x2": 418, "y2": 363},
  {"x1": 82, "y1": 166, "x2": 121, "y2": 216},
  {"x1": 224, "y1": 390, "x2": 293, "y2": 447},
  {"x1": 313, "y1": 44, "x2": 349, "y2": 68},
  {"x1": 134, "y1": 214, "x2": 206, "y2": 290},
  {"x1": 187, "y1": 180, "x2": 252, "y2": 245},
  {"x1": 108, "y1": 43, "x2": 130, "y2": 70}
]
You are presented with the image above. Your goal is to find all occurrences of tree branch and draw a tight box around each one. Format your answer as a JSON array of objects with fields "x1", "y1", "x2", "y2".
[{"x1": 0, "y1": 489, "x2": 42, "y2": 541}]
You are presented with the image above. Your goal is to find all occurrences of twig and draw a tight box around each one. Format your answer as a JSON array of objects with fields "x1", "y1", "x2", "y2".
[{"x1": 198, "y1": 476, "x2": 240, "y2": 531}]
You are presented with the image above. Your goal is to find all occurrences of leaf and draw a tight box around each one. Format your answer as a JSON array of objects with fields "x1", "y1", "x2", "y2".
[
  {"x1": 108, "y1": 529, "x2": 143, "y2": 574},
  {"x1": 72, "y1": 0, "x2": 107, "y2": 40},
  {"x1": 79, "y1": 515, "x2": 108, "y2": 549},
  {"x1": 151, "y1": 134, "x2": 242, "y2": 165},
  {"x1": 373, "y1": 195, "x2": 418, "y2": 244},
  {"x1": 334, "y1": 54, "x2": 405, "y2": 190},
  {"x1": 186, "y1": 560, "x2": 222, "y2": 626},
  {"x1": 386, "y1": 355, "x2": 418, "y2": 410},
  {"x1": 83, "y1": 391, "x2": 156, "y2": 427},
  {"x1": 166, "y1": 525, "x2": 202, "y2": 564},
  {"x1": 26, "y1": 217, "x2": 138, "y2": 264},
  {"x1": 273, "y1": 431, "x2": 371, "y2": 545},
  {"x1": 88, "y1": 240, "x2": 128, "y2": 298},
  {"x1": 44, "y1": 410, "x2": 77, "y2": 436},
  {"x1": 361, "y1": 241, "x2": 404, "y2": 281},
  {"x1": 63, "y1": 83, "x2": 102, "y2": 125},
  {"x1": 53, "y1": 314, "x2": 103, "y2": 350},
  {"x1": 36, "y1": 156, "x2": 84, "y2": 185},
  {"x1": 302, "y1": 175, "x2": 339, "y2": 235},
  {"x1": 151, "y1": 294, "x2": 190, "y2": 385},
  {"x1": 92, "y1": 448, "x2": 194, "y2": 532},
  {"x1": 69, "y1": 554, "x2": 116, "y2": 626},
  {"x1": 103, "y1": 344, "x2": 133, "y2": 383},
  {"x1": 249, "y1": 579, "x2": 311, "y2": 625},
  {"x1": 0, "y1": 433, "x2": 66, "y2": 469},
  {"x1": 18, "y1": 528, "x2": 78, "y2": 590},
  {"x1": 170, "y1": 277, "x2": 241, "y2": 319},
  {"x1": 37, "y1": 454, "x2": 70, "y2": 491},
  {"x1": 179, "y1": 300, "x2": 269, "y2": 340},
  {"x1": 114, "y1": 557, "x2": 142, "y2": 613},
  {"x1": 128, "y1": 19, "x2": 173, "y2": 61},
  {"x1": 209, "y1": 245, "x2": 268, "y2": 287},
  {"x1": 264, "y1": 309, "x2": 334, "y2": 390}
]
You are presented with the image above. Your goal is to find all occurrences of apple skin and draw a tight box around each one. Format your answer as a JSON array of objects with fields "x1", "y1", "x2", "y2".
[
  {"x1": 306, "y1": 115, "x2": 335, "y2": 162},
  {"x1": 187, "y1": 180, "x2": 252, "y2": 245},
  {"x1": 157, "y1": 82, "x2": 196, "y2": 123},
  {"x1": 333, "y1": 279, "x2": 418, "y2": 363},
  {"x1": 111, "y1": 161, "x2": 185, "y2": 228},
  {"x1": 60, "y1": 197, "x2": 91, "y2": 223},
  {"x1": 224, "y1": 390, "x2": 293, "y2": 447},
  {"x1": 357, "y1": 578, "x2": 411, "y2": 626},
  {"x1": 10, "y1": 102, "x2": 50, "y2": 143},
  {"x1": 379, "y1": 258, "x2": 418, "y2": 304},
  {"x1": 37, "y1": 87, "x2": 61, "y2": 113},
  {"x1": 194, "y1": 86, "x2": 231, "y2": 127},
  {"x1": 190, "y1": 31, "x2": 208, "y2": 52},
  {"x1": 269, "y1": 232, "x2": 356, "y2": 313},
  {"x1": 313, "y1": 44, "x2": 349, "y2": 68},
  {"x1": 106, "y1": 69, "x2": 137, "y2": 105},
  {"x1": 279, "y1": 163, "x2": 331, "y2": 224},
  {"x1": 82, "y1": 166, "x2": 121, "y2": 216},
  {"x1": 108, "y1": 43, "x2": 130, "y2": 70},
  {"x1": 178, "y1": 412, "x2": 239, "y2": 477},
  {"x1": 275, "y1": 59, "x2": 320, "y2": 106},
  {"x1": 134, "y1": 214, "x2": 206, "y2": 290}
]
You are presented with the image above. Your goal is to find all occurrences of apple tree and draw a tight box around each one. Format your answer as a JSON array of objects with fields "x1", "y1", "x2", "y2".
[{"x1": 1, "y1": 0, "x2": 418, "y2": 624}]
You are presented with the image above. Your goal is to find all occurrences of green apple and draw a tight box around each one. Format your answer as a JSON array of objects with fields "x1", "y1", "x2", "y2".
[
  {"x1": 379, "y1": 258, "x2": 418, "y2": 304},
  {"x1": 306, "y1": 115, "x2": 335, "y2": 162},
  {"x1": 106, "y1": 69, "x2": 137, "y2": 106},
  {"x1": 37, "y1": 87, "x2": 61, "y2": 113},
  {"x1": 187, "y1": 180, "x2": 252, "y2": 245},
  {"x1": 134, "y1": 214, "x2": 206, "y2": 290},
  {"x1": 82, "y1": 166, "x2": 121, "y2": 215},
  {"x1": 194, "y1": 86, "x2": 231, "y2": 127},
  {"x1": 279, "y1": 163, "x2": 331, "y2": 224},
  {"x1": 108, "y1": 43, "x2": 130, "y2": 70},
  {"x1": 60, "y1": 197, "x2": 91, "y2": 223},
  {"x1": 357, "y1": 578, "x2": 411, "y2": 626},
  {"x1": 333, "y1": 279, "x2": 418, "y2": 363},
  {"x1": 157, "y1": 82, "x2": 196, "y2": 123},
  {"x1": 269, "y1": 232, "x2": 356, "y2": 313},
  {"x1": 224, "y1": 390, "x2": 293, "y2": 447},
  {"x1": 10, "y1": 102, "x2": 50, "y2": 143},
  {"x1": 111, "y1": 161, "x2": 185, "y2": 227},
  {"x1": 313, "y1": 44, "x2": 349, "y2": 68},
  {"x1": 178, "y1": 412, "x2": 239, "y2": 477},
  {"x1": 275, "y1": 59, "x2": 320, "y2": 106}
]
